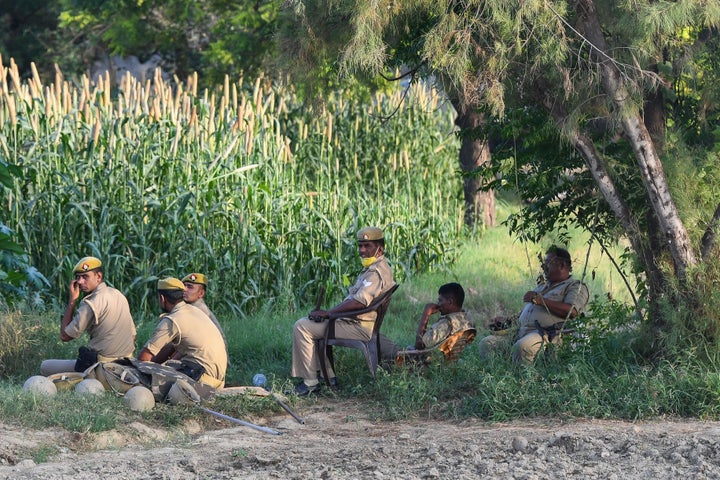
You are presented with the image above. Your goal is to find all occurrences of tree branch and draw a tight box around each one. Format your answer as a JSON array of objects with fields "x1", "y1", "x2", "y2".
[
  {"x1": 574, "y1": 0, "x2": 696, "y2": 279},
  {"x1": 379, "y1": 63, "x2": 424, "y2": 82},
  {"x1": 374, "y1": 69, "x2": 418, "y2": 123}
]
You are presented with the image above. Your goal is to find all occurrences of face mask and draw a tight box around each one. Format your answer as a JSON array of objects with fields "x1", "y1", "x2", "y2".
[
  {"x1": 361, "y1": 256, "x2": 377, "y2": 268},
  {"x1": 360, "y1": 246, "x2": 381, "y2": 268}
]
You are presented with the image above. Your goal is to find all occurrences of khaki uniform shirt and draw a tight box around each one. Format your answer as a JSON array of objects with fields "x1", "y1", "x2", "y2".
[
  {"x1": 143, "y1": 301, "x2": 227, "y2": 382},
  {"x1": 422, "y1": 311, "x2": 474, "y2": 350},
  {"x1": 344, "y1": 256, "x2": 395, "y2": 323},
  {"x1": 517, "y1": 277, "x2": 589, "y2": 338},
  {"x1": 64, "y1": 282, "x2": 136, "y2": 358},
  {"x1": 191, "y1": 297, "x2": 227, "y2": 347}
]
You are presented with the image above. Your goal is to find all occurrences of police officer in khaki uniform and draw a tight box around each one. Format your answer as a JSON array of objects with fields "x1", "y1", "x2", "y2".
[
  {"x1": 181, "y1": 272, "x2": 227, "y2": 349},
  {"x1": 290, "y1": 227, "x2": 396, "y2": 396},
  {"x1": 41, "y1": 256, "x2": 136, "y2": 375},
  {"x1": 138, "y1": 278, "x2": 227, "y2": 389},
  {"x1": 478, "y1": 246, "x2": 589, "y2": 363}
]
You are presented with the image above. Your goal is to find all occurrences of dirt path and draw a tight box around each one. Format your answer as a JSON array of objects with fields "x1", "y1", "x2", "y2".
[{"x1": 2, "y1": 400, "x2": 720, "y2": 479}]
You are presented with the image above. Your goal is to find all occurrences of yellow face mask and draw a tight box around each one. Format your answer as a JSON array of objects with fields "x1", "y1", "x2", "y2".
[
  {"x1": 361, "y1": 256, "x2": 377, "y2": 268},
  {"x1": 360, "y1": 246, "x2": 381, "y2": 268}
]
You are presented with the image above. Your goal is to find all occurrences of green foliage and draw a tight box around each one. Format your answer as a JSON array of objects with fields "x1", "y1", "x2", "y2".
[
  {"x1": 0, "y1": 160, "x2": 48, "y2": 306},
  {"x1": 30, "y1": 444, "x2": 60, "y2": 464},
  {"x1": 0, "y1": 312, "x2": 48, "y2": 379},
  {"x1": 484, "y1": 106, "x2": 636, "y2": 252},
  {"x1": 572, "y1": 297, "x2": 639, "y2": 353},
  {"x1": 1, "y1": 64, "x2": 462, "y2": 315},
  {"x1": 0, "y1": 0, "x2": 61, "y2": 79},
  {"x1": 647, "y1": 257, "x2": 720, "y2": 361},
  {"x1": 53, "y1": 0, "x2": 279, "y2": 83},
  {"x1": 0, "y1": 387, "x2": 121, "y2": 432},
  {"x1": 359, "y1": 340, "x2": 720, "y2": 422}
]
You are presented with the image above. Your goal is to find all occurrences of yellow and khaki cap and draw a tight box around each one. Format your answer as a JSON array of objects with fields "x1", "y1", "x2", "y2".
[
  {"x1": 157, "y1": 277, "x2": 186, "y2": 291},
  {"x1": 73, "y1": 256, "x2": 102, "y2": 274},
  {"x1": 181, "y1": 273, "x2": 207, "y2": 286},
  {"x1": 357, "y1": 226, "x2": 384, "y2": 242}
]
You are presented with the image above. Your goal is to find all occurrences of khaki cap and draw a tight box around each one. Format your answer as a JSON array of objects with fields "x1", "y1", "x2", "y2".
[
  {"x1": 357, "y1": 226, "x2": 384, "y2": 242},
  {"x1": 158, "y1": 277, "x2": 186, "y2": 291},
  {"x1": 73, "y1": 256, "x2": 102, "y2": 274},
  {"x1": 181, "y1": 273, "x2": 207, "y2": 286}
]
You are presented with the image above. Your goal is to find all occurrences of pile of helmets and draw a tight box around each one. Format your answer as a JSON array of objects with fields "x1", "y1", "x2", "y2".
[{"x1": 24, "y1": 361, "x2": 206, "y2": 412}]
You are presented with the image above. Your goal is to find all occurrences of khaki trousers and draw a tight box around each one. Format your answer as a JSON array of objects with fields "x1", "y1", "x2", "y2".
[
  {"x1": 478, "y1": 330, "x2": 561, "y2": 364},
  {"x1": 199, "y1": 373, "x2": 224, "y2": 389},
  {"x1": 291, "y1": 317, "x2": 371, "y2": 382}
]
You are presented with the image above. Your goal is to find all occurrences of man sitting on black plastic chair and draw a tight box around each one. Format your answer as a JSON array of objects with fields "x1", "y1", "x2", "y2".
[
  {"x1": 385, "y1": 283, "x2": 474, "y2": 365},
  {"x1": 289, "y1": 226, "x2": 396, "y2": 396}
]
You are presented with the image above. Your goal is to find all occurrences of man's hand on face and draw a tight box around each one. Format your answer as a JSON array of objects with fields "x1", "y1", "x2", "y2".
[
  {"x1": 68, "y1": 279, "x2": 81, "y2": 303},
  {"x1": 423, "y1": 303, "x2": 441, "y2": 316},
  {"x1": 74, "y1": 271, "x2": 102, "y2": 295}
]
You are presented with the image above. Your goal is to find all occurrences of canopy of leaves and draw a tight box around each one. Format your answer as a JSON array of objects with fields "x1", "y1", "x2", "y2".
[
  {"x1": 0, "y1": 0, "x2": 61, "y2": 77},
  {"x1": 2, "y1": 0, "x2": 280, "y2": 85}
]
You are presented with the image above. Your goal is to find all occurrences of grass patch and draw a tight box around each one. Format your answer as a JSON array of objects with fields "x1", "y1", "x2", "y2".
[
  {"x1": 0, "y1": 386, "x2": 123, "y2": 432},
  {"x1": 359, "y1": 342, "x2": 720, "y2": 422},
  {"x1": 0, "y1": 382, "x2": 285, "y2": 434},
  {"x1": 30, "y1": 444, "x2": 60, "y2": 464}
]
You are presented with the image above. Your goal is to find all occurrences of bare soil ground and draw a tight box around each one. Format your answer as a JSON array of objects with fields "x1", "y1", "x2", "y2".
[{"x1": 2, "y1": 399, "x2": 720, "y2": 479}]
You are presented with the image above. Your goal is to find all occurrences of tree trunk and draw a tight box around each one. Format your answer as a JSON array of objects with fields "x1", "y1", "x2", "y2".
[
  {"x1": 572, "y1": 131, "x2": 665, "y2": 303},
  {"x1": 643, "y1": 74, "x2": 666, "y2": 152},
  {"x1": 575, "y1": 0, "x2": 697, "y2": 281},
  {"x1": 452, "y1": 104, "x2": 496, "y2": 227},
  {"x1": 536, "y1": 71, "x2": 669, "y2": 332}
]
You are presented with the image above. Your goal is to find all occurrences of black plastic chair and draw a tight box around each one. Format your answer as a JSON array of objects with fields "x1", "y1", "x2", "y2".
[{"x1": 316, "y1": 284, "x2": 399, "y2": 384}]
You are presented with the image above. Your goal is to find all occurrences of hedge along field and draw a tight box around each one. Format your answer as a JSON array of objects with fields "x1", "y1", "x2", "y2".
[{"x1": 0, "y1": 58, "x2": 464, "y2": 316}]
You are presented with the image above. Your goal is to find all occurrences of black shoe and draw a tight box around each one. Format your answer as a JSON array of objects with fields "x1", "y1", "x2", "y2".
[{"x1": 290, "y1": 382, "x2": 320, "y2": 397}]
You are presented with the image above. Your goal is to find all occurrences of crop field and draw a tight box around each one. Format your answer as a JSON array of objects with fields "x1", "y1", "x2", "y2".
[{"x1": 1, "y1": 59, "x2": 464, "y2": 315}]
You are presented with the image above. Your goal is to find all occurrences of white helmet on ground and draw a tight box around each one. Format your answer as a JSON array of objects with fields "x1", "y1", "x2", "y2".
[
  {"x1": 23, "y1": 375, "x2": 57, "y2": 397},
  {"x1": 75, "y1": 378, "x2": 106, "y2": 397},
  {"x1": 167, "y1": 379, "x2": 200, "y2": 406},
  {"x1": 124, "y1": 386, "x2": 155, "y2": 411}
]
